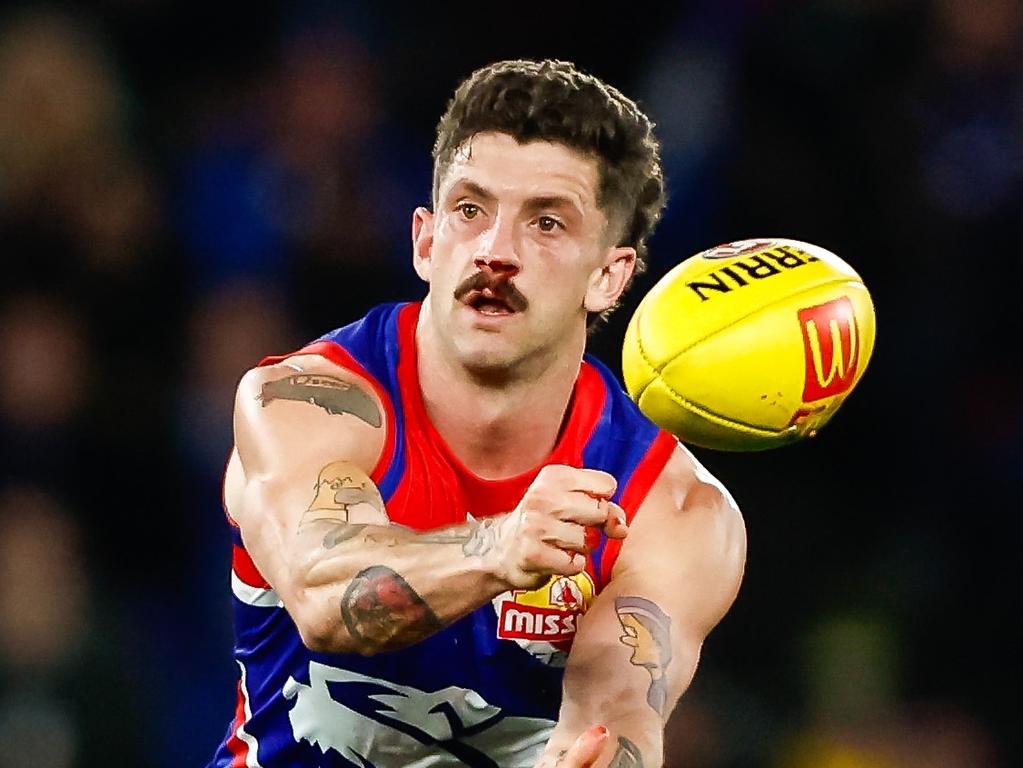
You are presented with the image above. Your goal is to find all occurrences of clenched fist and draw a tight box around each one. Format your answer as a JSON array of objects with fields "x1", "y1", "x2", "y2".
[{"x1": 486, "y1": 465, "x2": 628, "y2": 591}]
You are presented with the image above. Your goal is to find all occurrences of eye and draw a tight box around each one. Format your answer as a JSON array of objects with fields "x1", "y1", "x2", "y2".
[
  {"x1": 537, "y1": 215, "x2": 564, "y2": 233},
  {"x1": 457, "y1": 202, "x2": 481, "y2": 220}
]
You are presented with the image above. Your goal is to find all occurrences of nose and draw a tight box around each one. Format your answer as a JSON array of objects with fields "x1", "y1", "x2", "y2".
[
  {"x1": 474, "y1": 254, "x2": 519, "y2": 278},
  {"x1": 474, "y1": 216, "x2": 520, "y2": 277}
]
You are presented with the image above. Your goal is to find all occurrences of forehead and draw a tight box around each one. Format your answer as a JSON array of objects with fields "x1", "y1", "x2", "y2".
[{"x1": 438, "y1": 132, "x2": 601, "y2": 210}]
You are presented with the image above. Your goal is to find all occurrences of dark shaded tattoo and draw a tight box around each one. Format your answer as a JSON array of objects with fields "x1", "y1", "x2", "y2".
[
  {"x1": 608, "y1": 736, "x2": 643, "y2": 767},
  {"x1": 340, "y1": 566, "x2": 442, "y2": 651},
  {"x1": 615, "y1": 596, "x2": 673, "y2": 715},
  {"x1": 260, "y1": 374, "x2": 381, "y2": 427},
  {"x1": 462, "y1": 517, "x2": 497, "y2": 557}
]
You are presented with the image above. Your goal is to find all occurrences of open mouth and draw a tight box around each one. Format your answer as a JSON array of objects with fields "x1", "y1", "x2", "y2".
[
  {"x1": 466, "y1": 289, "x2": 515, "y2": 316},
  {"x1": 455, "y1": 270, "x2": 529, "y2": 316}
]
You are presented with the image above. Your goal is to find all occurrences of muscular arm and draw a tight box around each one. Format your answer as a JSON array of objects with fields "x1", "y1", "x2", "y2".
[
  {"x1": 229, "y1": 356, "x2": 507, "y2": 655},
  {"x1": 536, "y1": 446, "x2": 747, "y2": 768},
  {"x1": 229, "y1": 356, "x2": 622, "y2": 657}
]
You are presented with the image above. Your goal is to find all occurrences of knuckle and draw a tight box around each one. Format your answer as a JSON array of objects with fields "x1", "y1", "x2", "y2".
[
  {"x1": 519, "y1": 539, "x2": 544, "y2": 565},
  {"x1": 531, "y1": 487, "x2": 555, "y2": 510},
  {"x1": 536, "y1": 465, "x2": 561, "y2": 483},
  {"x1": 519, "y1": 512, "x2": 547, "y2": 541}
]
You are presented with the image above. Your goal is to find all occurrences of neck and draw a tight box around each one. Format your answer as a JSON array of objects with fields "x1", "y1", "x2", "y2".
[{"x1": 415, "y1": 309, "x2": 585, "y2": 480}]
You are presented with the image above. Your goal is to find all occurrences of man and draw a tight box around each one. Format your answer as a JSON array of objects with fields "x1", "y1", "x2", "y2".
[{"x1": 208, "y1": 59, "x2": 746, "y2": 768}]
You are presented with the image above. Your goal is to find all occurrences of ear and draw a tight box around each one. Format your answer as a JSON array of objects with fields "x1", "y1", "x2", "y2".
[
  {"x1": 584, "y1": 246, "x2": 637, "y2": 313},
  {"x1": 412, "y1": 207, "x2": 435, "y2": 283}
]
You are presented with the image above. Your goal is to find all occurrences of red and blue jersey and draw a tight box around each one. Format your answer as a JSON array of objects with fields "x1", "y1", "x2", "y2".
[{"x1": 209, "y1": 302, "x2": 677, "y2": 768}]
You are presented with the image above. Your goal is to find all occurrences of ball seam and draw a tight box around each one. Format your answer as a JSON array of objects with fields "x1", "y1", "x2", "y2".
[{"x1": 636, "y1": 333, "x2": 791, "y2": 437}]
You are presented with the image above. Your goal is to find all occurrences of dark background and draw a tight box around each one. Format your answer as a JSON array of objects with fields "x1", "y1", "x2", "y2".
[{"x1": 0, "y1": 1, "x2": 1019, "y2": 766}]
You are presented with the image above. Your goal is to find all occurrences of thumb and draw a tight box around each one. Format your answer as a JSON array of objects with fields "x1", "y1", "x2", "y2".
[{"x1": 560, "y1": 725, "x2": 609, "y2": 767}]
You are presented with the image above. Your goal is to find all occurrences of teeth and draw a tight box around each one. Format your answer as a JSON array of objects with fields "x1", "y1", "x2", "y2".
[
  {"x1": 475, "y1": 298, "x2": 510, "y2": 315},
  {"x1": 478, "y1": 304, "x2": 508, "y2": 315}
]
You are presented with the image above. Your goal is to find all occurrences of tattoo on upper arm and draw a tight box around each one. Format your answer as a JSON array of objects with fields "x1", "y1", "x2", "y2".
[
  {"x1": 259, "y1": 373, "x2": 382, "y2": 427},
  {"x1": 608, "y1": 736, "x2": 643, "y2": 768},
  {"x1": 299, "y1": 460, "x2": 387, "y2": 548},
  {"x1": 615, "y1": 596, "x2": 673, "y2": 716},
  {"x1": 340, "y1": 565, "x2": 442, "y2": 650},
  {"x1": 308, "y1": 460, "x2": 385, "y2": 518}
]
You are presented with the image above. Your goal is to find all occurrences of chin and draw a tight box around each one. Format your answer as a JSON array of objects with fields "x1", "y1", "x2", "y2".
[{"x1": 454, "y1": 338, "x2": 523, "y2": 376}]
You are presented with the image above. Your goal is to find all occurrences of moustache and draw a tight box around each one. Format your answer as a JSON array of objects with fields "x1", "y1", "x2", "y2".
[{"x1": 453, "y1": 271, "x2": 529, "y2": 313}]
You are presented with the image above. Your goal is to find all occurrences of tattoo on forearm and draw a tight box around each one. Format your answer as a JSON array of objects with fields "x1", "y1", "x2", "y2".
[
  {"x1": 608, "y1": 736, "x2": 643, "y2": 768},
  {"x1": 462, "y1": 517, "x2": 497, "y2": 557},
  {"x1": 322, "y1": 523, "x2": 368, "y2": 549},
  {"x1": 259, "y1": 374, "x2": 382, "y2": 427},
  {"x1": 340, "y1": 565, "x2": 442, "y2": 650},
  {"x1": 615, "y1": 596, "x2": 673, "y2": 715},
  {"x1": 411, "y1": 530, "x2": 471, "y2": 545}
]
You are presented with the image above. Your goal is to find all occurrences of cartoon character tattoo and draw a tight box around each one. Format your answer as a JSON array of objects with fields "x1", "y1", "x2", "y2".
[
  {"x1": 300, "y1": 460, "x2": 388, "y2": 547},
  {"x1": 615, "y1": 596, "x2": 673, "y2": 715}
]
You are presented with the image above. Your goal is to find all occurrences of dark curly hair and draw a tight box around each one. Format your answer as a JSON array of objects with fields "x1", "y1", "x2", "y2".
[{"x1": 433, "y1": 59, "x2": 666, "y2": 321}]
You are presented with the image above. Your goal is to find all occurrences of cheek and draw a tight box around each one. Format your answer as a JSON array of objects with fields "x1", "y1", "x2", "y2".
[
  {"x1": 532, "y1": 248, "x2": 597, "y2": 297},
  {"x1": 435, "y1": 213, "x2": 485, "y2": 250}
]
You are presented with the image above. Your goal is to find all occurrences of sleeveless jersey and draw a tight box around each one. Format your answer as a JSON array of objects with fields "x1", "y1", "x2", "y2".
[{"x1": 209, "y1": 302, "x2": 677, "y2": 768}]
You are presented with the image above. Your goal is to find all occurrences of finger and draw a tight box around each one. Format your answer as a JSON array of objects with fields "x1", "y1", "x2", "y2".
[
  {"x1": 541, "y1": 520, "x2": 591, "y2": 553},
  {"x1": 529, "y1": 544, "x2": 586, "y2": 576},
  {"x1": 602, "y1": 502, "x2": 629, "y2": 540},
  {"x1": 542, "y1": 466, "x2": 618, "y2": 498},
  {"x1": 560, "y1": 725, "x2": 609, "y2": 768},
  {"x1": 557, "y1": 491, "x2": 618, "y2": 526},
  {"x1": 573, "y1": 468, "x2": 617, "y2": 498}
]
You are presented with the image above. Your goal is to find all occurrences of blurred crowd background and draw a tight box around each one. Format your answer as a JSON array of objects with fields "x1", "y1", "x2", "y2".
[{"x1": 0, "y1": 1, "x2": 1019, "y2": 766}]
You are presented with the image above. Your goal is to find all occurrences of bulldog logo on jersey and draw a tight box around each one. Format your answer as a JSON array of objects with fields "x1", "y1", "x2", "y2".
[{"x1": 492, "y1": 572, "x2": 596, "y2": 666}]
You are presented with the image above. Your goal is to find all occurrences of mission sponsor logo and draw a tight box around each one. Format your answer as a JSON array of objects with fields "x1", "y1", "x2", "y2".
[
  {"x1": 495, "y1": 572, "x2": 596, "y2": 645},
  {"x1": 798, "y1": 296, "x2": 859, "y2": 402}
]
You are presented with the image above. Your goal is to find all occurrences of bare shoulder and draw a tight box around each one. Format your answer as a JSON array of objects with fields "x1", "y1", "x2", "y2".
[
  {"x1": 235, "y1": 353, "x2": 386, "y2": 421},
  {"x1": 650, "y1": 442, "x2": 745, "y2": 534},
  {"x1": 233, "y1": 353, "x2": 389, "y2": 484},
  {"x1": 613, "y1": 442, "x2": 746, "y2": 629}
]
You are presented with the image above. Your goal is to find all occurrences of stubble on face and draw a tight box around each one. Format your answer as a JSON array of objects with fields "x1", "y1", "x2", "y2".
[{"x1": 425, "y1": 133, "x2": 610, "y2": 375}]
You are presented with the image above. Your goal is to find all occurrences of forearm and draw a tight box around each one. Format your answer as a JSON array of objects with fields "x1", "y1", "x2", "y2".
[
  {"x1": 285, "y1": 515, "x2": 507, "y2": 654},
  {"x1": 535, "y1": 587, "x2": 697, "y2": 768}
]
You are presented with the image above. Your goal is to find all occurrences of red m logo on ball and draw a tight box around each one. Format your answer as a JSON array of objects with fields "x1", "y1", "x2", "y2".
[{"x1": 799, "y1": 297, "x2": 859, "y2": 402}]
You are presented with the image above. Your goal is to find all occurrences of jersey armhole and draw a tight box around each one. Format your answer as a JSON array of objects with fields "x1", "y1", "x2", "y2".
[{"x1": 597, "y1": 431, "x2": 678, "y2": 586}]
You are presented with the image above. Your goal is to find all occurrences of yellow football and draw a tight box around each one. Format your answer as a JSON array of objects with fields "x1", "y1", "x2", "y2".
[{"x1": 622, "y1": 238, "x2": 876, "y2": 450}]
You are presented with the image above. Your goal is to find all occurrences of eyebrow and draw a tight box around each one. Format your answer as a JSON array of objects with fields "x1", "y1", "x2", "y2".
[
  {"x1": 448, "y1": 179, "x2": 497, "y2": 205},
  {"x1": 447, "y1": 179, "x2": 585, "y2": 218}
]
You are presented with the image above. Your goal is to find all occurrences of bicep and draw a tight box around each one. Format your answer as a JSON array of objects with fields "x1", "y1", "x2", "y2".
[{"x1": 229, "y1": 356, "x2": 388, "y2": 594}]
